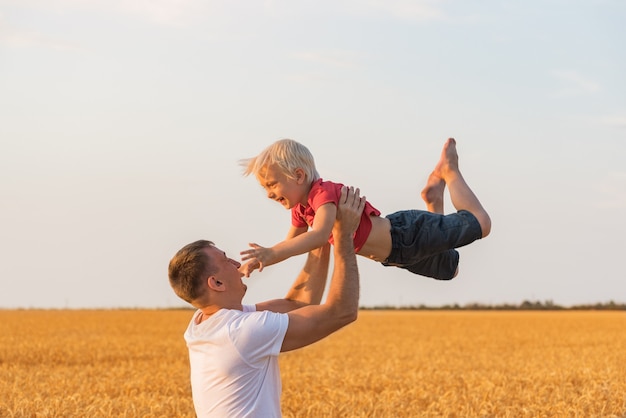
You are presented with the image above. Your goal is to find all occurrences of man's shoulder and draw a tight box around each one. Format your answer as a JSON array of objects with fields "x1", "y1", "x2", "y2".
[
  {"x1": 185, "y1": 307, "x2": 285, "y2": 341},
  {"x1": 218, "y1": 306, "x2": 287, "y2": 328},
  {"x1": 223, "y1": 309, "x2": 289, "y2": 348}
]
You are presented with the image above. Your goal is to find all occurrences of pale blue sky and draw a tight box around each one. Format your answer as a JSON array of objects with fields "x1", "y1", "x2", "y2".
[{"x1": 1, "y1": 0, "x2": 625, "y2": 309}]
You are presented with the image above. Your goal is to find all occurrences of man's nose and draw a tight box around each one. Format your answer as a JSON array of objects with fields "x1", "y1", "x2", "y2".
[{"x1": 230, "y1": 258, "x2": 241, "y2": 268}]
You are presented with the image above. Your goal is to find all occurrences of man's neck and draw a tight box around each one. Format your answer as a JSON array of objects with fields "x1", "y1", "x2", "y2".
[
  {"x1": 197, "y1": 302, "x2": 244, "y2": 323},
  {"x1": 197, "y1": 305, "x2": 220, "y2": 323}
]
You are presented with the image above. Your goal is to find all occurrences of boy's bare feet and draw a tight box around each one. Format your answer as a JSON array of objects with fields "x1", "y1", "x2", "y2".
[{"x1": 421, "y1": 138, "x2": 459, "y2": 214}]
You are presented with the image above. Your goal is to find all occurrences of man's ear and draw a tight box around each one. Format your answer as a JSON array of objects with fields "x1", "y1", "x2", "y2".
[
  {"x1": 294, "y1": 168, "x2": 306, "y2": 185},
  {"x1": 208, "y1": 276, "x2": 225, "y2": 292}
]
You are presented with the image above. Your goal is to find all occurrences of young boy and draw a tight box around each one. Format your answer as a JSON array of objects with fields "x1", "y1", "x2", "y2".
[{"x1": 239, "y1": 138, "x2": 491, "y2": 280}]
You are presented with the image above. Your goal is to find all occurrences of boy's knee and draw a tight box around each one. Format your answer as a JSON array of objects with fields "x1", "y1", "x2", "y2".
[{"x1": 479, "y1": 214, "x2": 491, "y2": 238}]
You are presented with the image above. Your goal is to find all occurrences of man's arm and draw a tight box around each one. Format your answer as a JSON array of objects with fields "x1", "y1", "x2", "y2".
[
  {"x1": 254, "y1": 243, "x2": 331, "y2": 313},
  {"x1": 280, "y1": 186, "x2": 364, "y2": 352}
]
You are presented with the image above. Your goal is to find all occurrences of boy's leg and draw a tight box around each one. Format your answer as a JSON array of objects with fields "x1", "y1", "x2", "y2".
[
  {"x1": 403, "y1": 250, "x2": 460, "y2": 280},
  {"x1": 416, "y1": 165, "x2": 459, "y2": 279},
  {"x1": 382, "y1": 138, "x2": 489, "y2": 280},
  {"x1": 383, "y1": 209, "x2": 479, "y2": 279},
  {"x1": 422, "y1": 138, "x2": 491, "y2": 238},
  {"x1": 407, "y1": 138, "x2": 490, "y2": 279}
]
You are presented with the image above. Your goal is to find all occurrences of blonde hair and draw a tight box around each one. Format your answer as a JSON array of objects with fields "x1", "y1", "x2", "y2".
[{"x1": 240, "y1": 139, "x2": 320, "y2": 182}]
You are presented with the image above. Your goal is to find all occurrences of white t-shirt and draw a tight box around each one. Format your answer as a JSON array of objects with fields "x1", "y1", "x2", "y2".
[{"x1": 184, "y1": 305, "x2": 289, "y2": 418}]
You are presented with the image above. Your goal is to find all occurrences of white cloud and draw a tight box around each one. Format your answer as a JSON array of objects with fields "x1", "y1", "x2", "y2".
[
  {"x1": 595, "y1": 171, "x2": 626, "y2": 209},
  {"x1": 352, "y1": 0, "x2": 447, "y2": 21},
  {"x1": 293, "y1": 50, "x2": 362, "y2": 69},
  {"x1": 598, "y1": 112, "x2": 626, "y2": 129},
  {"x1": 254, "y1": 0, "x2": 449, "y2": 22},
  {"x1": 551, "y1": 69, "x2": 601, "y2": 97},
  {"x1": 1, "y1": 0, "x2": 451, "y2": 32},
  {"x1": 1, "y1": 0, "x2": 215, "y2": 27},
  {"x1": 101, "y1": 0, "x2": 213, "y2": 26},
  {"x1": 287, "y1": 72, "x2": 333, "y2": 84},
  {"x1": 288, "y1": 49, "x2": 364, "y2": 85},
  {"x1": 0, "y1": 14, "x2": 82, "y2": 50}
]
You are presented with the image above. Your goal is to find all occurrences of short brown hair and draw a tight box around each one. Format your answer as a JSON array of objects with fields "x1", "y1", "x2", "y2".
[{"x1": 168, "y1": 240, "x2": 216, "y2": 304}]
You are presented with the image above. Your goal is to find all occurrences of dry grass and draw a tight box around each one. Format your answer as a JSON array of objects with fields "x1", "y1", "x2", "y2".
[
  {"x1": 0, "y1": 310, "x2": 192, "y2": 418},
  {"x1": 1, "y1": 310, "x2": 625, "y2": 417}
]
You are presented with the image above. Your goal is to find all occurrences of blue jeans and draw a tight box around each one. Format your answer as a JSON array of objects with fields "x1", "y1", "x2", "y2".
[{"x1": 382, "y1": 209, "x2": 482, "y2": 280}]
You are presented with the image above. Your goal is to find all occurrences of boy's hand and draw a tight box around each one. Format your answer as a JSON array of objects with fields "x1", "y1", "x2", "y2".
[
  {"x1": 239, "y1": 259, "x2": 260, "y2": 278},
  {"x1": 240, "y1": 243, "x2": 275, "y2": 273}
]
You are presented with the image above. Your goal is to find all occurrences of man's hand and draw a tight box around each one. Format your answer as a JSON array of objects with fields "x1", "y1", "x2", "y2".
[{"x1": 334, "y1": 186, "x2": 366, "y2": 237}]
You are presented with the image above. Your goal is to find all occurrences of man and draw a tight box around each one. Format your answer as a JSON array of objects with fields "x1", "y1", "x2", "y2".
[{"x1": 168, "y1": 186, "x2": 365, "y2": 417}]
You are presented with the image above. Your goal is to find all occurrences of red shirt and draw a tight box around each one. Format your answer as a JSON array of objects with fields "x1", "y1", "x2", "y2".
[{"x1": 291, "y1": 179, "x2": 381, "y2": 252}]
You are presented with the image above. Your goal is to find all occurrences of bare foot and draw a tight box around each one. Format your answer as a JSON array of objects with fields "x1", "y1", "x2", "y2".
[
  {"x1": 432, "y1": 137, "x2": 459, "y2": 182},
  {"x1": 421, "y1": 172, "x2": 445, "y2": 214},
  {"x1": 421, "y1": 138, "x2": 459, "y2": 213}
]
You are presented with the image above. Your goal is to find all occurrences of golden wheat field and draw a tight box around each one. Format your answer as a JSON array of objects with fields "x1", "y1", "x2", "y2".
[{"x1": 1, "y1": 310, "x2": 625, "y2": 418}]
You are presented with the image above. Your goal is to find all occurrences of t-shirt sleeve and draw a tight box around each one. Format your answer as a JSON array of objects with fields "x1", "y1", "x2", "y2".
[
  {"x1": 229, "y1": 311, "x2": 289, "y2": 361},
  {"x1": 309, "y1": 182, "x2": 340, "y2": 210},
  {"x1": 291, "y1": 207, "x2": 308, "y2": 228},
  {"x1": 291, "y1": 181, "x2": 342, "y2": 229}
]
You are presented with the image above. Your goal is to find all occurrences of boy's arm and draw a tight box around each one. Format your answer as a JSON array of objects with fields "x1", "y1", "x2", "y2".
[
  {"x1": 240, "y1": 202, "x2": 337, "y2": 271},
  {"x1": 286, "y1": 225, "x2": 308, "y2": 240},
  {"x1": 254, "y1": 243, "x2": 330, "y2": 313},
  {"x1": 239, "y1": 224, "x2": 308, "y2": 277}
]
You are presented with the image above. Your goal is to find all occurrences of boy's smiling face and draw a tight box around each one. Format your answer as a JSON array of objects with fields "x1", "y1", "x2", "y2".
[{"x1": 257, "y1": 164, "x2": 308, "y2": 209}]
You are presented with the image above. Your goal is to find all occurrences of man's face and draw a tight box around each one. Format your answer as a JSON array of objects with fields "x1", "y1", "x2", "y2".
[
  {"x1": 256, "y1": 164, "x2": 306, "y2": 209},
  {"x1": 205, "y1": 247, "x2": 247, "y2": 297}
]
